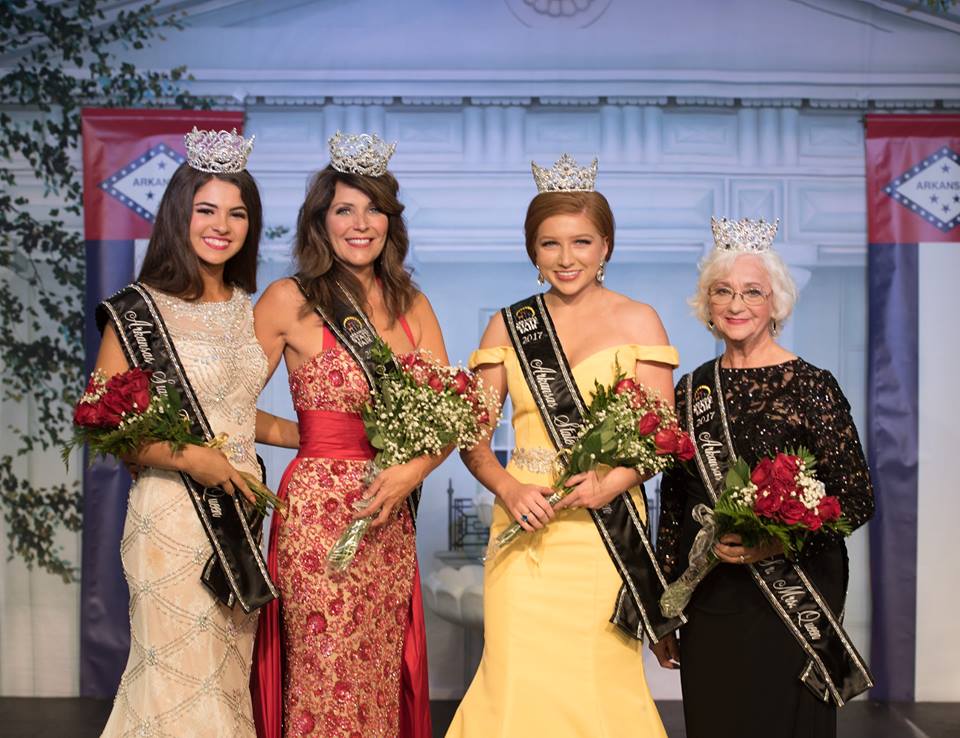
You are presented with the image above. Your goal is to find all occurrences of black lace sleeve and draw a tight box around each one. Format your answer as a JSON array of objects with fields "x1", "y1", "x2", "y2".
[
  {"x1": 798, "y1": 369, "x2": 875, "y2": 562},
  {"x1": 655, "y1": 378, "x2": 687, "y2": 582}
]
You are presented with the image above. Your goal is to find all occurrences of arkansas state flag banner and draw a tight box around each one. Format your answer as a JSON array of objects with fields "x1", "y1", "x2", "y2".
[
  {"x1": 80, "y1": 108, "x2": 243, "y2": 698},
  {"x1": 865, "y1": 114, "x2": 960, "y2": 702}
]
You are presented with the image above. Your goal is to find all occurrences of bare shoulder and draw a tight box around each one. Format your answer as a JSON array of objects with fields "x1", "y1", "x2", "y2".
[
  {"x1": 256, "y1": 276, "x2": 304, "y2": 312},
  {"x1": 609, "y1": 293, "x2": 669, "y2": 344},
  {"x1": 408, "y1": 289, "x2": 436, "y2": 319},
  {"x1": 479, "y1": 310, "x2": 509, "y2": 348}
]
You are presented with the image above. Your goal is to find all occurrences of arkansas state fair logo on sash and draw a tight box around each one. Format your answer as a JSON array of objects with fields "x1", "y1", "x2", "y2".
[
  {"x1": 342, "y1": 315, "x2": 374, "y2": 347},
  {"x1": 884, "y1": 146, "x2": 960, "y2": 233},
  {"x1": 513, "y1": 305, "x2": 545, "y2": 346},
  {"x1": 692, "y1": 384, "x2": 713, "y2": 420},
  {"x1": 98, "y1": 143, "x2": 185, "y2": 223}
]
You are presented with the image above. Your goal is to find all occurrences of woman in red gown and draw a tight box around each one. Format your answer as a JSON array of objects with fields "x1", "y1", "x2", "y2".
[{"x1": 252, "y1": 134, "x2": 448, "y2": 738}]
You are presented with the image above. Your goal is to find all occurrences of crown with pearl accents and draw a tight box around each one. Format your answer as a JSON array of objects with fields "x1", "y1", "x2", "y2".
[
  {"x1": 328, "y1": 131, "x2": 397, "y2": 177},
  {"x1": 184, "y1": 127, "x2": 254, "y2": 174},
  {"x1": 711, "y1": 216, "x2": 780, "y2": 253},
  {"x1": 531, "y1": 153, "x2": 598, "y2": 193}
]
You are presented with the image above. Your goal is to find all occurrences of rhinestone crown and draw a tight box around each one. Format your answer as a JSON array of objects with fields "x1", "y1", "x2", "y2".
[
  {"x1": 328, "y1": 131, "x2": 397, "y2": 177},
  {"x1": 711, "y1": 216, "x2": 780, "y2": 253},
  {"x1": 184, "y1": 127, "x2": 254, "y2": 174},
  {"x1": 531, "y1": 153, "x2": 598, "y2": 193}
]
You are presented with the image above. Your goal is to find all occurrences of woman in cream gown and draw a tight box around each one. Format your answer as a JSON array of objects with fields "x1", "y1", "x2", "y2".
[{"x1": 447, "y1": 157, "x2": 676, "y2": 737}]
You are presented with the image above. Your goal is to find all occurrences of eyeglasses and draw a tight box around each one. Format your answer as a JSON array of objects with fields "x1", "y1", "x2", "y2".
[{"x1": 708, "y1": 286, "x2": 768, "y2": 307}]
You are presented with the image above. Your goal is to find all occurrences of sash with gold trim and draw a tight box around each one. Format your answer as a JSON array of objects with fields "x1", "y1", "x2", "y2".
[
  {"x1": 502, "y1": 293, "x2": 682, "y2": 642},
  {"x1": 292, "y1": 275, "x2": 421, "y2": 520},
  {"x1": 96, "y1": 283, "x2": 278, "y2": 613},
  {"x1": 684, "y1": 358, "x2": 873, "y2": 705}
]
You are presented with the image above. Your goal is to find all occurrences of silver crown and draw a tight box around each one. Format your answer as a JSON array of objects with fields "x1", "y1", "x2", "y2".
[
  {"x1": 328, "y1": 131, "x2": 397, "y2": 177},
  {"x1": 184, "y1": 128, "x2": 254, "y2": 174},
  {"x1": 711, "y1": 216, "x2": 780, "y2": 253},
  {"x1": 531, "y1": 154, "x2": 598, "y2": 193}
]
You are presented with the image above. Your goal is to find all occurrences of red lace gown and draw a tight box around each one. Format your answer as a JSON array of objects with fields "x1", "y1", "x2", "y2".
[{"x1": 252, "y1": 321, "x2": 431, "y2": 738}]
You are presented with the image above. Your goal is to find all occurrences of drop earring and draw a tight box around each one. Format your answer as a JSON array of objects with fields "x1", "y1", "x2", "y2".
[
  {"x1": 537, "y1": 268, "x2": 545, "y2": 286},
  {"x1": 596, "y1": 262, "x2": 606, "y2": 284}
]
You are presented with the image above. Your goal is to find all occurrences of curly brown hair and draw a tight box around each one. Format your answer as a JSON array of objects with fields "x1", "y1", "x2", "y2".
[{"x1": 294, "y1": 165, "x2": 417, "y2": 325}]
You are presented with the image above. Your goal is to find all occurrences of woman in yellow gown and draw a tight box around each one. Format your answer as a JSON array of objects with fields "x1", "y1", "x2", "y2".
[{"x1": 447, "y1": 156, "x2": 678, "y2": 738}]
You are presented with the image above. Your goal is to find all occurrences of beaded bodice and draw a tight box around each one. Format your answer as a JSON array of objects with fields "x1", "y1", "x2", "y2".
[
  {"x1": 657, "y1": 358, "x2": 875, "y2": 578},
  {"x1": 288, "y1": 343, "x2": 371, "y2": 415},
  {"x1": 145, "y1": 285, "x2": 267, "y2": 472}
]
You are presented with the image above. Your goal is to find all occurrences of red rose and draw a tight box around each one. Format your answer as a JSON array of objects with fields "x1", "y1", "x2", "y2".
[
  {"x1": 427, "y1": 374, "x2": 444, "y2": 392},
  {"x1": 615, "y1": 378, "x2": 637, "y2": 395},
  {"x1": 98, "y1": 389, "x2": 133, "y2": 426},
  {"x1": 817, "y1": 496, "x2": 841, "y2": 523},
  {"x1": 451, "y1": 370, "x2": 470, "y2": 395},
  {"x1": 73, "y1": 402, "x2": 104, "y2": 428},
  {"x1": 400, "y1": 353, "x2": 417, "y2": 369},
  {"x1": 477, "y1": 410, "x2": 490, "y2": 425},
  {"x1": 637, "y1": 412, "x2": 660, "y2": 436},
  {"x1": 750, "y1": 458, "x2": 775, "y2": 489},
  {"x1": 753, "y1": 487, "x2": 784, "y2": 518},
  {"x1": 676, "y1": 433, "x2": 696, "y2": 462},
  {"x1": 654, "y1": 429, "x2": 678, "y2": 455},
  {"x1": 106, "y1": 368, "x2": 152, "y2": 414},
  {"x1": 802, "y1": 509, "x2": 823, "y2": 532},
  {"x1": 772, "y1": 453, "x2": 800, "y2": 485},
  {"x1": 778, "y1": 498, "x2": 807, "y2": 525}
]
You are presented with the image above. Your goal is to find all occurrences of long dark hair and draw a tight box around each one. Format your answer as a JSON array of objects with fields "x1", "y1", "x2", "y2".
[
  {"x1": 294, "y1": 165, "x2": 417, "y2": 325},
  {"x1": 137, "y1": 162, "x2": 262, "y2": 299}
]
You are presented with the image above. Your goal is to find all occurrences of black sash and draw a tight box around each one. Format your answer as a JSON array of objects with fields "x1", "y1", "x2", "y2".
[
  {"x1": 502, "y1": 294, "x2": 683, "y2": 643},
  {"x1": 292, "y1": 276, "x2": 420, "y2": 520},
  {"x1": 96, "y1": 283, "x2": 278, "y2": 613},
  {"x1": 685, "y1": 359, "x2": 873, "y2": 706}
]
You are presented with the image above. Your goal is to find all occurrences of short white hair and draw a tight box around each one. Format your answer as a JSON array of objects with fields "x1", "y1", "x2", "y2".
[{"x1": 689, "y1": 250, "x2": 798, "y2": 335}]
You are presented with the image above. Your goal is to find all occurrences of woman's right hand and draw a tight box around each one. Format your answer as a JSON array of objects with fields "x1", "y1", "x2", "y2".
[
  {"x1": 179, "y1": 445, "x2": 256, "y2": 505},
  {"x1": 500, "y1": 481, "x2": 556, "y2": 532},
  {"x1": 651, "y1": 632, "x2": 680, "y2": 670}
]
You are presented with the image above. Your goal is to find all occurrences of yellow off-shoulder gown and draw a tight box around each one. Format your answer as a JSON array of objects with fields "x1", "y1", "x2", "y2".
[{"x1": 446, "y1": 343, "x2": 679, "y2": 738}]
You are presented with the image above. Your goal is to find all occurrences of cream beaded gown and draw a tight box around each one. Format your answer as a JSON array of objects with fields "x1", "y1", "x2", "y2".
[{"x1": 100, "y1": 287, "x2": 267, "y2": 738}]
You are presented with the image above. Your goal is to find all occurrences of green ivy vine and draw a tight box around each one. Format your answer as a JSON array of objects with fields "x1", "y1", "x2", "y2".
[{"x1": 0, "y1": 0, "x2": 209, "y2": 581}]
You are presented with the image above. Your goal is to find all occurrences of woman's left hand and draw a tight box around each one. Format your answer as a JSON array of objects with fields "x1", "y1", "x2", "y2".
[
  {"x1": 353, "y1": 459, "x2": 426, "y2": 528},
  {"x1": 554, "y1": 469, "x2": 622, "y2": 511},
  {"x1": 713, "y1": 533, "x2": 783, "y2": 565}
]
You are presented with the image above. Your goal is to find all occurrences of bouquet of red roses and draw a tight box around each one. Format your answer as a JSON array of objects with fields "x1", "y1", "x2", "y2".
[
  {"x1": 660, "y1": 448, "x2": 849, "y2": 617},
  {"x1": 326, "y1": 339, "x2": 499, "y2": 572},
  {"x1": 62, "y1": 368, "x2": 284, "y2": 516},
  {"x1": 485, "y1": 369, "x2": 695, "y2": 560}
]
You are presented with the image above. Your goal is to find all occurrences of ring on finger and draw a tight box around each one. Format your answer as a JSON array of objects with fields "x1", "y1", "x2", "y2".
[
  {"x1": 739, "y1": 554, "x2": 746, "y2": 563},
  {"x1": 520, "y1": 514, "x2": 529, "y2": 523}
]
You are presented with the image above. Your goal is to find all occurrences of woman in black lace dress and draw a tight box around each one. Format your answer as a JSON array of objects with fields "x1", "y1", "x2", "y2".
[{"x1": 653, "y1": 219, "x2": 874, "y2": 738}]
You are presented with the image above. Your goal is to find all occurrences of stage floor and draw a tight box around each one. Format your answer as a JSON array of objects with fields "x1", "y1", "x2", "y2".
[{"x1": 0, "y1": 697, "x2": 957, "y2": 737}]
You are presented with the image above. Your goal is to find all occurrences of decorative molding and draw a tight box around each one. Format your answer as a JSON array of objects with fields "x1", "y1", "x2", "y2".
[
  {"x1": 401, "y1": 96, "x2": 464, "y2": 106},
  {"x1": 470, "y1": 97, "x2": 533, "y2": 106},
  {"x1": 538, "y1": 96, "x2": 600, "y2": 106},
  {"x1": 675, "y1": 97, "x2": 736, "y2": 107},
  {"x1": 740, "y1": 98, "x2": 804, "y2": 108},
  {"x1": 330, "y1": 96, "x2": 394, "y2": 105}
]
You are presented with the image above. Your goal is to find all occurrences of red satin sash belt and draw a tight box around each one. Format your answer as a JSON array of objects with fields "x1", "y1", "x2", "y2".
[{"x1": 296, "y1": 408, "x2": 374, "y2": 460}]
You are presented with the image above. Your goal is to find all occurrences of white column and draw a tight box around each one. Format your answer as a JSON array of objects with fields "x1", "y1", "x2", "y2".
[
  {"x1": 738, "y1": 108, "x2": 758, "y2": 168},
  {"x1": 622, "y1": 105, "x2": 642, "y2": 163},
  {"x1": 463, "y1": 105, "x2": 484, "y2": 164},
  {"x1": 364, "y1": 105, "x2": 386, "y2": 138},
  {"x1": 642, "y1": 106, "x2": 661, "y2": 165},
  {"x1": 600, "y1": 104, "x2": 622, "y2": 163},
  {"x1": 483, "y1": 106, "x2": 504, "y2": 165},
  {"x1": 758, "y1": 108, "x2": 780, "y2": 167},
  {"x1": 504, "y1": 106, "x2": 525, "y2": 163}
]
